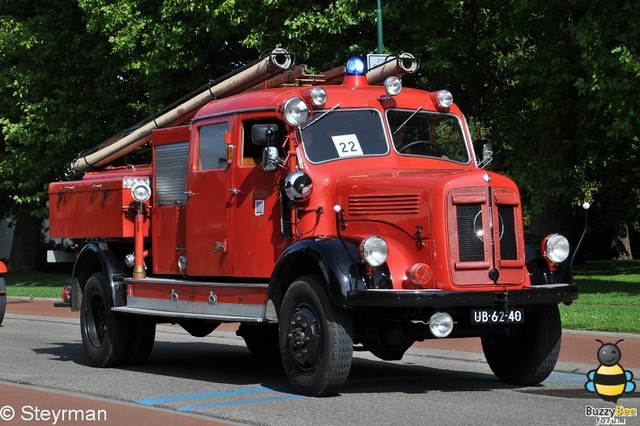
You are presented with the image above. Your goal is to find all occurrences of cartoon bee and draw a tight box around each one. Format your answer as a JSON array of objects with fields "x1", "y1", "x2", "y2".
[{"x1": 585, "y1": 339, "x2": 636, "y2": 403}]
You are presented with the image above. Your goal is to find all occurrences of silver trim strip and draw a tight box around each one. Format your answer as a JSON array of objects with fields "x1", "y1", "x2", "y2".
[{"x1": 124, "y1": 277, "x2": 269, "y2": 288}]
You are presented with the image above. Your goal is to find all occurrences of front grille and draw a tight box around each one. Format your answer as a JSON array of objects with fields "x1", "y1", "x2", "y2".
[
  {"x1": 456, "y1": 203, "x2": 485, "y2": 262},
  {"x1": 449, "y1": 186, "x2": 524, "y2": 285},
  {"x1": 498, "y1": 205, "x2": 517, "y2": 260},
  {"x1": 349, "y1": 194, "x2": 420, "y2": 216}
]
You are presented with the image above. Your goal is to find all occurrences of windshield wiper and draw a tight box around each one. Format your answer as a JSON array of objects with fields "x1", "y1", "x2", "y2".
[
  {"x1": 392, "y1": 106, "x2": 423, "y2": 135},
  {"x1": 302, "y1": 103, "x2": 341, "y2": 130}
]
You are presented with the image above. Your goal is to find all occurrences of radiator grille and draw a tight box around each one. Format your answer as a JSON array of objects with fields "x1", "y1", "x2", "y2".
[
  {"x1": 456, "y1": 203, "x2": 485, "y2": 262},
  {"x1": 449, "y1": 187, "x2": 524, "y2": 285},
  {"x1": 155, "y1": 142, "x2": 189, "y2": 205},
  {"x1": 498, "y1": 205, "x2": 517, "y2": 260},
  {"x1": 349, "y1": 194, "x2": 420, "y2": 216}
]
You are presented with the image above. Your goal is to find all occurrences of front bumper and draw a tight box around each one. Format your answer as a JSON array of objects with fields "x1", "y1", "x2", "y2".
[{"x1": 347, "y1": 283, "x2": 578, "y2": 308}]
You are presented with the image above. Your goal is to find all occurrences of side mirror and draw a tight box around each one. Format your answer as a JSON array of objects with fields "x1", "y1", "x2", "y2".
[
  {"x1": 262, "y1": 146, "x2": 280, "y2": 171},
  {"x1": 251, "y1": 124, "x2": 279, "y2": 146},
  {"x1": 478, "y1": 143, "x2": 493, "y2": 168}
]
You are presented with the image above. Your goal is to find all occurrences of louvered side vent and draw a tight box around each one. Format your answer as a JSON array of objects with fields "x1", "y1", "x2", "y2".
[
  {"x1": 349, "y1": 194, "x2": 420, "y2": 216},
  {"x1": 155, "y1": 142, "x2": 189, "y2": 206}
]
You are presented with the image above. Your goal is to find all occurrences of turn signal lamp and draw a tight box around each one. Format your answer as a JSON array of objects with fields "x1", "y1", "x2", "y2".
[{"x1": 408, "y1": 263, "x2": 433, "y2": 288}]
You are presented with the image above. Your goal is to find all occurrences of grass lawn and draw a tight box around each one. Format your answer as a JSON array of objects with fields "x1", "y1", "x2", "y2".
[
  {"x1": 3, "y1": 260, "x2": 639, "y2": 333},
  {"x1": 561, "y1": 260, "x2": 640, "y2": 334},
  {"x1": 4, "y1": 272, "x2": 70, "y2": 299}
]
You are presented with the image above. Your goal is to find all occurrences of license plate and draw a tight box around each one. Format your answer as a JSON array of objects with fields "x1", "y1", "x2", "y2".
[{"x1": 471, "y1": 308, "x2": 524, "y2": 324}]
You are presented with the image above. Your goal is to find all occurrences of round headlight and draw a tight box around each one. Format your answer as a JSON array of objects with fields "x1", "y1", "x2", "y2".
[
  {"x1": 283, "y1": 171, "x2": 313, "y2": 201},
  {"x1": 283, "y1": 98, "x2": 309, "y2": 126},
  {"x1": 383, "y1": 76, "x2": 402, "y2": 96},
  {"x1": 436, "y1": 90, "x2": 453, "y2": 109},
  {"x1": 544, "y1": 233, "x2": 570, "y2": 263},
  {"x1": 309, "y1": 87, "x2": 327, "y2": 107},
  {"x1": 360, "y1": 236, "x2": 388, "y2": 267},
  {"x1": 131, "y1": 181, "x2": 151, "y2": 203}
]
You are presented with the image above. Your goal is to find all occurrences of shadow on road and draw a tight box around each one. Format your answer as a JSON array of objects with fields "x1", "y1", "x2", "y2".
[{"x1": 31, "y1": 336, "x2": 530, "y2": 397}]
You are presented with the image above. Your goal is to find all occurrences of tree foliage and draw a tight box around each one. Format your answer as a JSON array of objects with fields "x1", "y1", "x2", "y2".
[{"x1": 1, "y1": 0, "x2": 638, "y2": 268}]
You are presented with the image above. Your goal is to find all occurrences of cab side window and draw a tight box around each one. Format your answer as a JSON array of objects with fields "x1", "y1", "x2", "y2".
[{"x1": 198, "y1": 123, "x2": 229, "y2": 170}]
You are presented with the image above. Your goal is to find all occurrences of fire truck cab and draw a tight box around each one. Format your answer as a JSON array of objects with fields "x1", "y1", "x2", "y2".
[{"x1": 49, "y1": 52, "x2": 579, "y2": 396}]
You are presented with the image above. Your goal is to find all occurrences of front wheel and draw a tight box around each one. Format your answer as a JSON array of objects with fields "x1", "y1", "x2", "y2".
[
  {"x1": 481, "y1": 304, "x2": 561, "y2": 385},
  {"x1": 80, "y1": 272, "x2": 130, "y2": 367},
  {"x1": 279, "y1": 275, "x2": 353, "y2": 397}
]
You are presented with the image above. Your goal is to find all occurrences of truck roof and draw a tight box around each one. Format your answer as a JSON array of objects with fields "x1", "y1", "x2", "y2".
[{"x1": 194, "y1": 81, "x2": 455, "y2": 121}]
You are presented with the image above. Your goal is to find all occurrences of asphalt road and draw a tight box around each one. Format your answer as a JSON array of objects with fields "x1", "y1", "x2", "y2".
[{"x1": 0, "y1": 298, "x2": 638, "y2": 426}]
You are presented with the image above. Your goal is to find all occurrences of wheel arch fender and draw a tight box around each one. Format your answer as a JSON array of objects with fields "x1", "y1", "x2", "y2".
[
  {"x1": 71, "y1": 242, "x2": 126, "y2": 311},
  {"x1": 266, "y1": 237, "x2": 361, "y2": 321}
]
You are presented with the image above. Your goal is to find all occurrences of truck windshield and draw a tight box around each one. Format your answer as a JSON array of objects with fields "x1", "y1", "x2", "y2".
[
  {"x1": 387, "y1": 109, "x2": 470, "y2": 163},
  {"x1": 301, "y1": 109, "x2": 388, "y2": 163}
]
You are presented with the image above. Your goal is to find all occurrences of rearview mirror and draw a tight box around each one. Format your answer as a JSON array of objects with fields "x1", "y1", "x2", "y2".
[
  {"x1": 478, "y1": 143, "x2": 493, "y2": 168},
  {"x1": 251, "y1": 124, "x2": 279, "y2": 146}
]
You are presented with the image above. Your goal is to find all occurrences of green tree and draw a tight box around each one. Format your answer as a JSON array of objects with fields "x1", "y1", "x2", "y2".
[{"x1": 0, "y1": 0, "x2": 137, "y2": 270}]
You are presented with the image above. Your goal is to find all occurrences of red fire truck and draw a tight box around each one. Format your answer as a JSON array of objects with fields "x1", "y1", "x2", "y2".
[{"x1": 48, "y1": 49, "x2": 579, "y2": 396}]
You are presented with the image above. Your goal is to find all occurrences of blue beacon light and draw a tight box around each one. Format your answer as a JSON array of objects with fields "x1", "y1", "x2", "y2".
[{"x1": 346, "y1": 57, "x2": 366, "y2": 75}]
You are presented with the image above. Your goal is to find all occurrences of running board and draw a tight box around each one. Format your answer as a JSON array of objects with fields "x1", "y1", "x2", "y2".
[{"x1": 111, "y1": 305, "x2": 264, "y2": 323}]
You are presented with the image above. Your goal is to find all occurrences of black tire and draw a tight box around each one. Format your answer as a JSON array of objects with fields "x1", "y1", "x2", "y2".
[
  {"x1": 279, "y1": 275, "x2": 353, "y2": 397},
  {"x1": 481, "y1": 304, "x2": 561, "y2": 385},
  {"x1": 237, "y1": 323, "x2": 280, "y2": 358},
  {"x1": 80, "y1": 272, "x2": 130, "y2": 367},
  {"x1": 124, "y1": 315, "x2": 156, "y2": 365},
  {"x1": 0, "y1": 277, "x2": 6, "y2": 326}
]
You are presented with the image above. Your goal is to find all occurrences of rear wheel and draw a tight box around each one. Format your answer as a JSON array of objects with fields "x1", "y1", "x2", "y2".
[
  {"x1": 279, "y1": 275, "x2": 353, "y2": 397},
  {"x1": 481, "y1": 304, "x2": 561, "y2": 385},
  {"x1": 124, "y1": 315, "x2": 156, "y2": 365},
  {"x1": 80, "y1": 272, "x2": 130, "y2": 367},
  {"x1": 0, "y1": 277, "x2": 6, "y2": 326}
]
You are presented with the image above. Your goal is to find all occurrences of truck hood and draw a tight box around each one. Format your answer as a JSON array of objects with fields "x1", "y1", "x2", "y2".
[{"x1": 334, "y1": 168, "x2": 518, "y2": 235}]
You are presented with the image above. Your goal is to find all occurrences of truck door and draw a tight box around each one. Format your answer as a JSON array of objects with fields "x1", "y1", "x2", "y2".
[{"x1": 185, "y1": 119, "x2": 233, "y2": 276}]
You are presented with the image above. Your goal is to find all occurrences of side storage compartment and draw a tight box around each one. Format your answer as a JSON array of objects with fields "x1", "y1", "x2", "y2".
[{"x1": 48, "y1": 168, "x2": 152, "y2": 239}]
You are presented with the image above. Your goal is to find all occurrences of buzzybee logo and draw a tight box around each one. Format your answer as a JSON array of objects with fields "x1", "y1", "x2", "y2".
[{"x1": 585, "y1": 339, "x2": 636, "y2": 403}]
